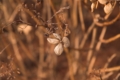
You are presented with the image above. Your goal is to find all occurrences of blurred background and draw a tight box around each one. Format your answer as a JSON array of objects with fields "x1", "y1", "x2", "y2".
[{"x1": 0, "y1": 0, "x2": 120, "y2": 80}]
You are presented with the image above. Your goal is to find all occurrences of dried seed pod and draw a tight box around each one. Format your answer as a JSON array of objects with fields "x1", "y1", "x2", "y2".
[
  {"x1": 54, "y1": 43, "x2": 63, "y2": 55},
  {"x1": 62, "y1": 37, "x2": 70, "y2": 47},
  {"x1": 17, "y1": 24, "x2": 32, "y2": 35},
  {"x1": 104, "y1": 3, "x2": 113, "y2": 14},
  {"x1": 98, "y1": 0, "x2": 108, "y2": 5},
  {"x1": 47, "y1": 38, "x2": 59, "y2": 44}
]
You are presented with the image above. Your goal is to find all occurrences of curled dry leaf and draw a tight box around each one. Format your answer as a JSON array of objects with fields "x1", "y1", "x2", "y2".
[
  {"x1": 98, "y1": 0, "x2": 108, "y2": 5},
  {"x1": 53, "y1": 33, "x2": 61, "y2": 40},
  {"x1": 54, "y1": 43, "x2": 63, "y2": 55},
  {"x1": 62, "y1": 37, "x2": 70, "y2": 47},
  {"x1": 47, "y1": 38, "x2": 59, "y2": 44},
  {"x1": 104, "y1": 3, "x2": 113, "y2": 14}
]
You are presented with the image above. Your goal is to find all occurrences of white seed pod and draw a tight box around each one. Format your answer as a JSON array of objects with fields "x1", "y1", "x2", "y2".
[
  {"x1": 17, "y1": 24, "x2": 32, "y2": 35},
  {"x1": 62, "y1": 37, "x2": 70, "y2": 47},
  {"x1": 98, "y1": 0, "x2": 108, "y2": 5},
  {"x1": 91, "y1": 2, "x2": 96, "y2": 12},
  {"x1": 53, "y1": 33, "x2": 61, "y2": 40},
  {"x1": 54, "y1": 43, "x2": 63, "y2": 55},
  {"x1": 47, "y1": 38, "x2": 59, "y2": 44},
  {"x1": 104, "y1": 3, "x2": 113, "y2": 14}
]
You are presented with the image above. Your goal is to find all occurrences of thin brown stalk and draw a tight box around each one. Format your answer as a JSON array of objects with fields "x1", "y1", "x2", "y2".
[
  {"x1": 104, "y1": 54, "x2": 116, "y2": 68},
  {"x1": 88, "y1": 27, "x2": 107, "y2": 74},
  {"x1": 64, "y1": 48, "x2": 75, "y2": 80},
  {"x1": 71, "y1": 0, "x2": 78, "y2": 27},
  {"x1": 80, "y1": 22, "x2": 95, "y2": 48},
  {"x1": 87, "y1": 28, "x2": 97, "y2": 62},
  {"x1": 100, "y1": 34, "x2": 120, "y2": 44},
  {"x1": 49, "y1": 0, "x2": 62, "y2": 29},
  {"x1": 35, "y1": 28, "x2": 45, "y2": 79},
  {"x1": 95, "y1": 13, "x2": 120, "y2": 27},
  {"x1": 0, "y1": 44, "x2": 10, "y2": 54},
  {"x1": 114, "y1": 73, "x2": 120, "y2": 80},
  {"x1": 96, "y1": 27, "x2": 107, "y2": 51},
  {"x1": 78, "y1": 0, "x2": 85, "y2": 32},
  {"x1": 92, "y1": 66, "x2": 120, "y2": 73}
]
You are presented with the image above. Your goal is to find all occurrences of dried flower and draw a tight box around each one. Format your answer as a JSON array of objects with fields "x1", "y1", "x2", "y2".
[
  {"x1": 47, "y1": 33, "x2": 70, "y2": 55},
  {"x1": 104, "y1": 3, "x2": 113, "y2": 14}
]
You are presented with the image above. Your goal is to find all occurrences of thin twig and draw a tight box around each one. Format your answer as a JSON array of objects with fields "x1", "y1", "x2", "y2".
[
  {"x1": 78, "y1": 0, "x2": 85, "y2": 32},
  {"x1": 0, "y1": 44, "x2": 10, "y2": 54},
  {"x1": 64, "y1": 48, "x2": 75, "y2": 80},
  {"x1": 100, "y1": 34, "x2": 120, "y2": 44},
  {"x1": 87, "y1": 28, "x2": 97, "y2": 62},
  {"x1": 92, "y1": 66, "x2": 120, "y2": 73}
]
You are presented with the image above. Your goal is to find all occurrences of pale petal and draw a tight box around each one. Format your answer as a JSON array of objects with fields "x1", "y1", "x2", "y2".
[
  {"x1": 104, "y1": 3, "x2": 113, "y2": 14},
  {"x1": 54, "y1": 43, "x2": 63, "y2": 55},
  {"x1": 53, "y1": 33, "x2": 61, "y2": 40},
  {"x1": 47, "y1": 38, "x2": 59, "y2": 44},
  {"x1": 62, "y1": 37, "x2": 70, "y2": 47}
]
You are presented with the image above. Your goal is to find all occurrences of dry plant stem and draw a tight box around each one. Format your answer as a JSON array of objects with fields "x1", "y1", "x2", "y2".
[
  {"x1": 2, "y1": 2, "x2": 27, "y2": 80},
  {"x1": 35, "y1": 28, "x2": 45, "y2": 79},
  {"x1": 78, "y1": 0, "x2": 85, "y2": 32},
  {"x1": 67, "y1": 0, "x2": 72, "y2": 8},
  {"x1": 88, "y1": 1, "x2": 117, "y2": 73},
  {"x1": 87, "y1": 28, "x2": 97, "y2": 62},
  {"x1": 23, "y1": 8, "x2": 42, "y2": 25},
  {"x1": 102, "y1": 72, "x2": 113, "y2": 79},
  {"x1": 23, "y1": 6, "x2": 45, "y2": 32},
  {"x1": 100, "y1": 34, "x2": 120, "y2": 44},
  {"x1": 80, "y1": 22, "x2": 95, "y2": 48},
  {"x1": 93, "y1": 66, "x2": 120, "y2": 73},
  {"x1": 49, "y1": 0, "x2": 62, "y2": 29},
  {"x1": 0, "y1": 44, "x2": 10, "y2": 54},
  {"x1": 46, "y1": 0, "x2": 52, "y2": 22},
  {"x1": 104, "y1": 54, "x2": 116, "y2": 68},
  {"x1": 96, "y1": 27, "x2": 107, "y2": 51},
  {"x1": 9, "y1": 32, "x2": 27, "y2": 80},
  {"x1": 74, "y1": 36, "x2": 80, "y2": 60},
  {"x1": 64, "y1": 48, "x2": 75, "y2": 80},
  {"x1": 72, "y1": 0, "x2": 78, "y2": 27},
  {"x1": 88, "y1": 27, "x2": 107, "y2": 74},
  {"x1": 102, "y1": 54, "x2": 116, "y2": 79},
  {"x1": 114, "y1": 73, "x2": 120, "y2": 80},
  {"x1": 61, "y1": 0, "x2": 67, "y2": 7},
  {"x1": 95, "y1": 13, "x2": 120, "y2": 27},
  {"x1": 18, "y1": 39, "x2": 37, "y2": 63},
  {"x1": 73, "y1": 35, "x2": 80, "y2": 75}
]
